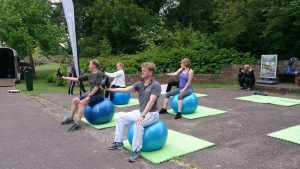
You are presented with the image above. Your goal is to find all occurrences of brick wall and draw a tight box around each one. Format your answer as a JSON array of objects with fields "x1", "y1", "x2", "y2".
[
  {"x1": 123, "y1": 61, "x2": 300, "y2": 84},
  {"x1": 124, "y1": 74, "x2": 221, "y2": 84},
  {"x1": 220, "y1": 64, "x2": 260, "y2": 82}
]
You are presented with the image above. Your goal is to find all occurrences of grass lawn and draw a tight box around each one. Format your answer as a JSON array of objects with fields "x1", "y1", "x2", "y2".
[{"x1": 15, "y1": 63, "x2": 79, "y2": 95}]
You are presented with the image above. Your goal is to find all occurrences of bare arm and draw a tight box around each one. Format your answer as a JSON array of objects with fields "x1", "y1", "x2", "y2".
[
  {"x1": 60, "y1": 76, "x2": 79, "y2": 82},
  {"x1": 108, "y1": 86, "x2": 135, "y2": 93},
  {"x1": 182, "y1": 70, "x2": 194, "y2": 91},
  {"x1": 166, "y1": 68, "x2": 183, "y2": 76},
  {"x1": 89, "y1": 86, "x2": 100, "y2": 96},
  {"x1": 141, "y1": 95, "x2": 158, "y2": 117},
  {"x1": 105, "y1": 71, "x2": 121, "y2": 78}
]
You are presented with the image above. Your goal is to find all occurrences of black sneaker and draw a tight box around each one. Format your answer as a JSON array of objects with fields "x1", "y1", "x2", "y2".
[
  {"x1": 159, "y1": 108, "x2": 168, "y2": 114},
  {"x1": 67, "y1": 123, "x2": 81, "y2": 132},
  {"x1": 129, "y1": 150, "x2": 140, "y2": 162},
  {"x1": 174, "y1": 113, "x2": 182, "y2": 119},
  {"x1": 60, "y1": 117, "x2": 74, "y2": 125},
  {"x1": 107, "y1": 142, "x2": 123, "y2": 150}
]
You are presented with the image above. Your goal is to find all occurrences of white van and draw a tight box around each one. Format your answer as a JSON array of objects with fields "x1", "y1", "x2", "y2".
[{"x1": 0, "y1": 47, "x2": 20, "y2": 86}]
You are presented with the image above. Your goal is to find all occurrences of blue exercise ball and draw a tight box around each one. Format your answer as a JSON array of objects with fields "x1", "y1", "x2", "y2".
[
  {"x1": 127, "y1": 119, "x2": 168, "y2": 152},
  {"x1": 84, "y1": 98, "x2": 115, "y2": 125},
  {"x1": 111, "y1": 92, "x2": 131, "y2": 105},
  {"x1": 170, "y1": 93, "x2": 198, "y2": 114}
]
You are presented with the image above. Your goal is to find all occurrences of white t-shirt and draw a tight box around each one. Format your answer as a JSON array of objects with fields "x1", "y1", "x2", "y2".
[{"x1": 105, "y1": 70, "x2": 126, "y2": 87}]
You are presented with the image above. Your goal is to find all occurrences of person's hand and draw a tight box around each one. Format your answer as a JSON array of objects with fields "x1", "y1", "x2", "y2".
[
  {"x1": 57, "y1": 76, "x2": 63, "y2": 80},
  {"x1": 180, "y1": 89, "x2": 185, "y2": 95},
  {"x1": 135, "y1": 116, "x2": 144, "y2": 125},
  {"x1": 106, "y1": 88, "x2": 113, "y2": 92}
]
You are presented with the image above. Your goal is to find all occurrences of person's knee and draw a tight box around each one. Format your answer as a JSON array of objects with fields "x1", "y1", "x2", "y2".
[
  {"x1": 79, "y1": 101, "x2": 86, "y2": 107},
  {"x1": 178, "y1": 94, "x2": 183, "y2": 100},
  {"x1": 72, "y1": 98, "x2": 80, "y2": 104}
]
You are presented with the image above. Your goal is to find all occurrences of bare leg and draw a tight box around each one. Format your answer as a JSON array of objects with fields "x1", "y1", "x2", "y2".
[
  {"x1": 70, "y1": 98, "x2": 80, "y2": 118},
  {"x1": 178, "y1": 99, "x2": 183, "y2": 112},
  {"x1": 76, "y1": 101, "x2": 86, "y2": 123}
]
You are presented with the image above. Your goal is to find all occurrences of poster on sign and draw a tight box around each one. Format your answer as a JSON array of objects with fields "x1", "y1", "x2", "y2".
[{"x1": 260, "y1": 55, "x2": 277, "y2": 79}]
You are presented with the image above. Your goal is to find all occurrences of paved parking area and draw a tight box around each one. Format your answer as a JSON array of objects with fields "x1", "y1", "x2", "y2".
[{"x1": 1, "y1": 87, "x2": 300, "y2": 169}]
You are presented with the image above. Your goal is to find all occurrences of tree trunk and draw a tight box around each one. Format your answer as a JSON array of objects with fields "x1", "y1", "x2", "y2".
[{"x1": 28, "y1": 50, "x2": 36, "y2": 78}]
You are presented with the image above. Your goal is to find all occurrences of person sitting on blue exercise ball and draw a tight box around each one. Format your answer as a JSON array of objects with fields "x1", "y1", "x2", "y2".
[
  {"x1": 105, "y1": 62, "x2": 126, "y2": 99},
  {"x1": 57, "y1": 59, "x2": 107, "y2": 132},
  {"x1": 107, "y1": 62, "x2": 161, "y2": 162},
  {"x1": 159, "y1": 58, "x2": 194, "y2": 119}
]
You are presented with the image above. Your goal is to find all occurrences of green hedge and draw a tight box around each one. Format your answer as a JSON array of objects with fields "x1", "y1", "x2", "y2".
[
  {"x1": 79, "y1": 28, "x2": 257, "y2": 74},
  {"x1": 80, "y1": 47, "x2": 256, "y2": 74}
]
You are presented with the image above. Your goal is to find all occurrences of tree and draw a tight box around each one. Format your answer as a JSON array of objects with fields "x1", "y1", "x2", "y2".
[
  {"x1": 164, "y1": 0, "x2": 216, "y2": 33},
  {"x1": 0, "y1": 0, "x2": 64, "y2": 77},
  {"x1": 76, "y1": 0, "x2": 155, "y2": 55},
  {"x1": 261, "y1": 0, "x2": 300, "y2": 59},
  {"x1": 129, "y1": 0, "x2": 167, "y2": 15}
]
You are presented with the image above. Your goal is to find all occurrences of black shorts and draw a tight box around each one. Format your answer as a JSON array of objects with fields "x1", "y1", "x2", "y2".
[{"x1": 80, "y1": 95, "x2": 104, "y2": 106}]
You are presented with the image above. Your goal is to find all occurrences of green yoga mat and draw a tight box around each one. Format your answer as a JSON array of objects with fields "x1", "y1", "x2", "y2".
[
  {"x1": 168, "y1": 106, "x2": 227, "y2": 119},
  {"x1": 235, "y1": 95, "x2": 300, "y2": 106},
  {"x1": 268, "y1": 125, "x2": 300, "y2": 145},
  {"x1": 194, "y1": 93, "x2": 208, "y2": 97},
  {"x1": 114, "y1": 99, "x2": 139, "y2": 108},
  {"x1": 81, "y1": 112, "x2": 124, "y2": 129},
  {"x1": 124, "y1": 129, "x2": 214, "y2": 164}
]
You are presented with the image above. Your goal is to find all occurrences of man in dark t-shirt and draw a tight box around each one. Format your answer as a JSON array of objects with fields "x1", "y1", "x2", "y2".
[
  {"x1": 57, "y1": 59, "x2": 105, "y2": 132},
  {"x1": 107, "y1": 62, "x2": 162, "y2": 163}
]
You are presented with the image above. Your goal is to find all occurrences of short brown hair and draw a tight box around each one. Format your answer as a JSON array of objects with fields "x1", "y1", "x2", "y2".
[
  {"x1": 181, "y1": 58, "x2": 191, "y2": 67},
  {"x1": 117, "y1": 62, "x2": 124, "y2": 69},
  {"x1": 90, "y1": 59, "x2": 100, "y2": 70},
  {"x1": 141, "y1": 62, "x2": 156, "y2": 75}
]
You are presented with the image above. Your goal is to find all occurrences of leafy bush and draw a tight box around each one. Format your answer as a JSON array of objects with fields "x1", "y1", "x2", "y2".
[
  {"x1": 46, "y1": 75, "x2": 54, "y2": 83},
  {"x1": 78, "y1": 27, "x2": 256, "y2": 74}
]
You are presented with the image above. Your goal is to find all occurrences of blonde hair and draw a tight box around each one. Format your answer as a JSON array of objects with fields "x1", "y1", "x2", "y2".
[
  {"x1": 141, "y1": 62, "x2": 156, "y2": 75},
  {"x1": 90, "y1": 59, "x2": 100, "y2": 70},
  {"x1": 117, "y1": 62, "x2": 124, "y2": 69},
  {"x1": 181, "y1": 58, "x2": 191, "y2": 68}
]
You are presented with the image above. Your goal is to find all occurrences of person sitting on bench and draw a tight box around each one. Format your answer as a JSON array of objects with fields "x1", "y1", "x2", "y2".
[{"x1": 238, "y1": 64, "x2": 255, "y2": 91}]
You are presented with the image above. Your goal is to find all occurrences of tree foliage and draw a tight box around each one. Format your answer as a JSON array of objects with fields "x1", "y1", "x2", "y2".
[
  {"x1": 0, "y1": 0, "x2": 64, "y2": 76},
  {"x1": 1, "y1": 0, "x2": 298, "y2": 75},
  {"x1": 75, "y1": 0, "x2": 155, "y2": 56}
]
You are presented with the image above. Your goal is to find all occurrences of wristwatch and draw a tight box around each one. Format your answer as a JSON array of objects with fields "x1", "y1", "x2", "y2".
[{"x1": 141, "y1": 114, "x2": 145, "y2": 118}]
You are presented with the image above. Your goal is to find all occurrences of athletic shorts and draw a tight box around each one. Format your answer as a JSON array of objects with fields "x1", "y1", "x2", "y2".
[{"x1": 79, "y1": 95, "x2": 104, "y2": 106}]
